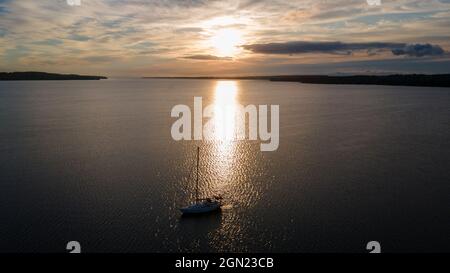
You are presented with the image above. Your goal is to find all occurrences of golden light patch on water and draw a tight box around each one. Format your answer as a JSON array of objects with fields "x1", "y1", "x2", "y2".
[
  {"x1": 176, "y1": 80, "x2": 272, "y2": 251},
  {"x1": 204, "y1": 81, "x2": 240, "y2": 193}
]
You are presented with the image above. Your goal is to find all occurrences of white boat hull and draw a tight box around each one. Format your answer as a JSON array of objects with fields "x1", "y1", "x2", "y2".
[{"x1": 180, "y1": 201, "x2": 221, "y2": 214}]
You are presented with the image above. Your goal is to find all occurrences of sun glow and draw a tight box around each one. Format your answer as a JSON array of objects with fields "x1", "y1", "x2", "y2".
[{"x1": 209, "y1": 28, "x2": 243, "y2": 57}]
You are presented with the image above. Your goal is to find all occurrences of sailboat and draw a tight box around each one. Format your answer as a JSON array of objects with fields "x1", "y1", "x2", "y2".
[{"x1": 180, "y1": 147, "x2": 222, "y2": 214}]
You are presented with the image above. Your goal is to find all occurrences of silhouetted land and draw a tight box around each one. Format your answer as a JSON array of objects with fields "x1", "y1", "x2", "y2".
[
  {"x1": 0, "y1": 72, "x2": 107, "y2": 81},
  {"x1": 144, "y1": 74, "x2": 450, "y2": 87}
]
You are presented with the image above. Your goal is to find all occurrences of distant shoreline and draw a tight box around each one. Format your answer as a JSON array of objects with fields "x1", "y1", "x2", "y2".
[
  {"x1": 143, "y1": 74, "x2": 450, "y2": 88},
  {"x1": 0, "y1": 72, "x2": 107, "y2": 81}
]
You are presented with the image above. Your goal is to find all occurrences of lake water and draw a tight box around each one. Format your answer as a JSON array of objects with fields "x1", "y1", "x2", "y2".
[{"x1": 0, "y1": 79, "x2": 449, "y2": 252}]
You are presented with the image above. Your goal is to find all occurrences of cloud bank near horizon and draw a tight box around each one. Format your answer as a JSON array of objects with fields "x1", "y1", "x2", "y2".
[{"x1": 243, "y1": 41, "x2": 446, "y2": 57}]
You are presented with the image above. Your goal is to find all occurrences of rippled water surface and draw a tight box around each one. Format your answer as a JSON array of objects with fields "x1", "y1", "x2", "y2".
[{"x1": 0, "y1": 79, "x2": 449, "y2": 252}]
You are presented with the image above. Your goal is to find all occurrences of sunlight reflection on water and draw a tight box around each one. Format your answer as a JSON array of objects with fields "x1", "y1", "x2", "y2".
[
  {"x1": 177, "y1": 80, "x2": 271, "y2": 251},
  {"x1": 208, "y1": 81, "x2": 239, "y2": 193}
]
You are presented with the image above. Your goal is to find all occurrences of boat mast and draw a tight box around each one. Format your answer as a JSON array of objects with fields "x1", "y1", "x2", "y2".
[{"x1": 196, "y1": 146, "x2": 199, "y2": 202}]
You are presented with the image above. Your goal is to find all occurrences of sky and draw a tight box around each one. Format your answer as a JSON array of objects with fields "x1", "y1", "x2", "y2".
[{"x1": 1, "y1": 0, "x2": 450, "y2": 77}]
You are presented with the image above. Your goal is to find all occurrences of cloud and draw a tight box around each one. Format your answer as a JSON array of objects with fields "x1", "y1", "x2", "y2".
[
  {"x1": 33, "y1": 39, "x2": 64, "y2": 46},
  {"x1": 67, "y1": 34, "x2": 90, "y2": 41},
  {"x1": 392, "y1": 43, "x2": 445, "y2": 57},
  {"x1": 174, "y1": 27, "x2": 204, "y2": 33},
  {"x1": 3, "y1": 45, "x2": 28, "y2": 63},
  {"x1": 182, "y1": 54, "x2": 232, "y2": 60},
  {"x1": 1, "y1": 0, "x2": 450, "y2": 76},
  {"x1": 242, "y1": 41, "x2": 446, "y2": 57},
  {"x1": 82, "y1": 55, "x2": 119, "y2": 63},
  {"x1": 243, "y1": 41, "x2": 402, "y2": 54}
]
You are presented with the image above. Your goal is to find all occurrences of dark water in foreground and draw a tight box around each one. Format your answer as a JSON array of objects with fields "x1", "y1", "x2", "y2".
[{"x1": 0, "y1": 79, "x2": 449, "y2": 252}]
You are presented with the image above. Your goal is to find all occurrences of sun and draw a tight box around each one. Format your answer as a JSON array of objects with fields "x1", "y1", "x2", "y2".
[{"x1": 209, "y1": 28, "x2": 243, "y2": 57}]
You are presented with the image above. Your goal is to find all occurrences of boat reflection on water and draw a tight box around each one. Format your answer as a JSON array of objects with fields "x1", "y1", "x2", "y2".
[{"x1": 177, "y1": 210, "x2": 223, "y2": 251}]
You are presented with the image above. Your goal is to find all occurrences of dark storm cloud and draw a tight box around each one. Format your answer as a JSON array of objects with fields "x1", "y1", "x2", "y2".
[
  {"x1": 242, "y1": 41, "x2": 446, "y2": 57},
  {"x1": 182, "y1": 54, "x2": 232, "y2": 60},
  {"x1": 391, "y1": 43, "x2": 445, "y2": 57},
  {"x1": 242, "y1": 41, "x2": 403, "y2": 54}
]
